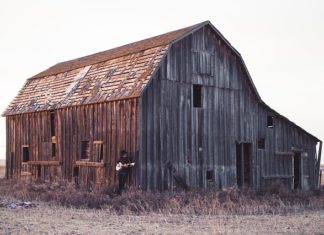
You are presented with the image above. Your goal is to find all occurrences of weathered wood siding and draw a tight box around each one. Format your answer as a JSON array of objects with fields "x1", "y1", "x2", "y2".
[
  {"x1": 6, "y1": 111, "x2": 60, "y2": 180},
  {"x1": 258, "y1": 106, "x2": 317, "y2": 190},
  {"x1": 140, "y1": 25, "x2": 318, "y2": 191},
  {"x1": 5, "y1": 23, "x2": 319, "y2": 192},
  {"x1": 6, "y1": 98, "x2": 140, "y2": 188}
]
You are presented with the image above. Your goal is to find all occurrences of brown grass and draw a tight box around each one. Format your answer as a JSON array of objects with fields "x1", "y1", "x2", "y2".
[
  {"x1": 1, "y1": 205, "x2": 323, "y2": 234},
  {"x1": 1, "y1": 178, "x2": 323, "y2": 234},
  {"x1": 0, "y1": 178, "x2": 323, "y2": 215}
]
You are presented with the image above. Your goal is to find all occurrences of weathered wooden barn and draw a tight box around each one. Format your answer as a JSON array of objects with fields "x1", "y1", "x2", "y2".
[{"x1": 3, "y1": 21, "x2": 322, "y2": 191}]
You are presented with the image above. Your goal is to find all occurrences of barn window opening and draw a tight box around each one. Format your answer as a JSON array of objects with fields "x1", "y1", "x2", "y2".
[
  {"x1": 93, "y1": 141, "x2": 103, "y2": 162},
  {"x1": 37, "y1": 165, "x2": 41, "y2": 178},
  {"x1": 22, "y1": 146, "x2": 29, "y2": 162},
  {"x1": 80, "y1": 141, "x2": 90, "y2": 160},
  {"x1": 52, "y1": 143, "x2": 56, "y2": 158},
  {"x1": 267, "y1": 116, "x2": 274, "y2": 128},
  {"x1": 206, "y1": 170, "x2": 214, "y2": 181},
  {"x1": 257, "y1": 138, "x2": 265, "y2": 149},
  {"x1": 50, "y1": 111, "x2": 56, "y2": 136},
  {"x1": 293, "y1": 153, "x2": 301, "y2": 189},
  {"x1": 73, "y1": 166, "x2": 79, "y2": 177},
  {"x1": 193, "y1": 85, "x2": 202, "y2": 108}
]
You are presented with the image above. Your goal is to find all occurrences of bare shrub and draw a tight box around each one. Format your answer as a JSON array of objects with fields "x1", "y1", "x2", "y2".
[{"x1": 0, "y1": 178, "x2": 323, "y2": 215}]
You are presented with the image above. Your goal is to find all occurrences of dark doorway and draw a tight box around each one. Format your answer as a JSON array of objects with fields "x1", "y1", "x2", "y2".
[
  {"x1": 80, "y1": 141, "x2": 90, "y2": 160},
  {"x1": 193, "y1": 85, "x2": 203, "y2": 108},
  {"x1": 236, "y1": 143, "x2": 252, "y2": 187},
  {"x1": 22, "y1": 147, "x2": 29, "y2": 162},
  {"x1": 50, "y1": 111, "x2": 56, "y2": 137},
  {"x1": 37, "y1": 165, "x2": 42, "y2": 178},
  {"x1": 52, "y1": 143, "x2": 56, "y2": 158},
  {"x1": 73, "y1": 166, "x2": 80, "y2": 185},
  {"x1": 293, "y1": 153, "x2": 301, "y2": 189},
  {"x1": 197, "y1": 110, "x2": 203, "y2": 187}
]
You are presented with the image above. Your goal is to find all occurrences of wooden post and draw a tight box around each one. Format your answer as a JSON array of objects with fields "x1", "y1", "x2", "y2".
[
  {"x1": 316, "y1": 141, "x2": 322, "y2": 188},
  {"x1": 241, "y1": 144, "x2": 244, "y2": 186}
]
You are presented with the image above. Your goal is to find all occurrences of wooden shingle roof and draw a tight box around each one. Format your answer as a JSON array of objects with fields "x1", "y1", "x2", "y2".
[{"x1": 3, "y1": 22, "x2": 204, "y2": 116}]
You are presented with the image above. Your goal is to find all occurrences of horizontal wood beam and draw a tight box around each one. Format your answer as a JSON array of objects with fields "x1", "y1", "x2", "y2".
[
  {"x1": 74, "y1": 161, "x2": 104, "y2": 167},
  {"x1": 262, "y1": 175, "x2": 294, "y2": 179},
  {"x1": 275, "y1": 151, "x2": 294, "y2": 156},
  {"x1": 291, "y1": 146, "x2": 304, "y2": 152},
  {"x1": 27, "y1": 161, "x2": 61, "y2": 166},
  {"x1": 93, "y1": 140, "x2": 103, "y2": 144}
]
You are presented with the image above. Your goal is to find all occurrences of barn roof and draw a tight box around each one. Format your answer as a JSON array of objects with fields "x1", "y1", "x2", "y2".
[
  {"x1": 3, "y1": 22, "x2": 204, "y2": 116},
  {"x1": 2, "y1": 21, "x2": 320, "y2": 141},
  {"x1": 31, "y1": 23, "x2": 201, "y2": 79}
]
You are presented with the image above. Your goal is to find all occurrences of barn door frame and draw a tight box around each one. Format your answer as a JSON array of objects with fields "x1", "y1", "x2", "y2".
[
  {"x1": 236, "y1": 142, "x2": 252, "y2": 187},
  {"x1": 292, "y1": 150, "x2": 308, "y2": 190}
]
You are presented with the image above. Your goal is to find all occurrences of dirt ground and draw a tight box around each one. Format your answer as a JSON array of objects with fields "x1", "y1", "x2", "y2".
[{"x1": 0, "y1": 204, "x2": 323, "y2": 235}]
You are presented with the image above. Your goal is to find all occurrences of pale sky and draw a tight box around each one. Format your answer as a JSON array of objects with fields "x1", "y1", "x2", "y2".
[{"x1": 0, "y1": 0, "x2": 323, "y2": 162}]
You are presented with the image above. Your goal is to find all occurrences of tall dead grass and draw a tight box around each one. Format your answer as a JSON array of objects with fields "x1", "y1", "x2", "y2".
[{"x1": 0, "y1": 178, "x2": 323, "y2": 215}]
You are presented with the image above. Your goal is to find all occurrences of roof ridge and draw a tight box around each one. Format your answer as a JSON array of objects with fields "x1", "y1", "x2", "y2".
[{"x1": 30, "y1": 21, "x2": 207, "y2": 79}]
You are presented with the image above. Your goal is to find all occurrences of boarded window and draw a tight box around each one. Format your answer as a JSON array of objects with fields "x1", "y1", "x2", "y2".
[
  {"x1": 22, "y1": 146, "x2": 29, "y2": 162},
  {"x1": 93, "y1": 141, "x2": 103, "y2": 162},
  {"x1": 81, "y1": 141, "x2": 90, "y2": 160},
  {"x1": 257, "y1": 138, "x2": 265, "y2": 149},
  {"x1": 192, "y1": 51, "x2": 213, "y2": 76},
  {"x1": 50, "y1": 111, "x2": 56, "y2": 136},
  {"x1": 193, "y1": 85, "x2": 203, "y2": 108},
  {"x1": 42, "y1": 142, "x2": 52, "y2": 159},
  {"x1": 267, "y1": 116, "x2": 274, "y2": 128},
  {"x1": 52, "y1": 143, "x2": 56, "y2": 158}
]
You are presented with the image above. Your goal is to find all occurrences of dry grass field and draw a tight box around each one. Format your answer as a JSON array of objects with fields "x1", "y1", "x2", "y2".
[
  {"x1": 0, "y1": 163, "x2": 324, "y2": 234},
  {"x1": 0, "y1": 204, "x2": 323, "y2": 234},
  {"x1": 0, "y1": 198, "x2": 323, "y2": 234},
  {"x1": 0, "y1": 159, "x2": 5, "y2": 179}
]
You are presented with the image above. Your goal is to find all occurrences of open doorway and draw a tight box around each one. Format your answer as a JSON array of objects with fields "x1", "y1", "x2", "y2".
[
  {"x1": 293, "y1": 153, "x2": 301, "y2": 189},
  {"x1": 236, "y1": 143, "x2": 252, "y2": 187}
]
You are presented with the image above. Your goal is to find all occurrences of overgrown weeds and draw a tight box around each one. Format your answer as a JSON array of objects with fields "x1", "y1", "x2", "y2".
[{"x1": 0, "y1": 178, "x2": 323, "y2": 215}]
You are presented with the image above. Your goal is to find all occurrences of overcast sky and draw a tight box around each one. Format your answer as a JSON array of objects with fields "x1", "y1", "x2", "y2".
[{"x1": 0, "y1": 0, "x2": 323, "y2": 162}]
